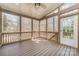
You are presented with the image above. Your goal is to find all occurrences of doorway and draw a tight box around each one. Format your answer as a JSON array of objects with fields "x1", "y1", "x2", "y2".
[{"x1": 60, "y1": 15, "x2": 78, "y2": 48}]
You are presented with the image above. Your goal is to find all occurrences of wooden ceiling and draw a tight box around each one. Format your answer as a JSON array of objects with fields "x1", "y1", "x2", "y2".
[{"x1": 0, "y1": 3, "x2": 62, "y2": 20}]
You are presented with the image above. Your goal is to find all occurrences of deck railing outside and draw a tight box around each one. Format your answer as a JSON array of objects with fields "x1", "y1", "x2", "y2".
[{"x1": 0, "y1": 31, "x2": 58, "y2": 45}]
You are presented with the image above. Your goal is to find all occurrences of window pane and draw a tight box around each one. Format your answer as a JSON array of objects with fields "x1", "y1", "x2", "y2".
[
  {"x1": 54, "y1": 16, "x2": 58, "y2": 32},
  {"x1": 33, "y1": 20, "x2": 39, "y2": 31},
  {"x1": 40, "y1": 19, "x2": 46, "y2": 38},
  {"x1": 47, "y1": 17, "x2": 53, "y2": 32},
  {"x1": 2, "y1": 13, "x2": 20, "y2": 43},
  {"x1": 21, "y1": 17, "x2": 31, "y2": 39},
  {"x1": 47, "y1": 17, "x2": 54, "y2": 39},
  {"x1": 40, "y1": 19, "x2": 46, "y2": 31},
  {"x1": 22, "y1": 17, "x2": 31, "y2": 32},
  {"x1": 60, "y1": 3, "x2": 76, "y2": 11},
  {"x1": 2, "y1": 13, "x2": 19, "y2": 32},
  {"x1": 33, "y1": 20, "x2": 39, "y2": 38}
]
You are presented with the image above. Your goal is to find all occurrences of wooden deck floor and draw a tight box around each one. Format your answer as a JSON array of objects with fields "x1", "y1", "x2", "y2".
[{"x1": 0, "y1": 39, "x2": 79, "y2": 56}]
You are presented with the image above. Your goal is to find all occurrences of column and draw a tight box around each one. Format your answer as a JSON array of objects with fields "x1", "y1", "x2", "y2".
[{"x1": 0, "y1": 7, "x2": 2, "y2": 46}]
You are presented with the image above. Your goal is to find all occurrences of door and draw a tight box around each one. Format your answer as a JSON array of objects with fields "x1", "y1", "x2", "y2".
[{"x1": 60, "y1": 15, "x2": 78, "y2": 48}]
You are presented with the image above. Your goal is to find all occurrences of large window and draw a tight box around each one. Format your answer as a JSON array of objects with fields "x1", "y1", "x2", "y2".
[
  {"x1": 54, "y1": 16, "x2": 58, "y2": 32},
  {"x1": 21, "y1": 17, "x2": 31, "y2": 39},
  {"x1": 22, "y1": 17, "x2": 31, "y2": 32},
  {"x1": 40, "y1": 19, "x2": 46, "y2": 38},
  {"x1": 47, "y1": 17, "x2": 53, "y2": 32},
  {"x1": 40, "y1": 19, "x2": 46, "y2": 32},
  {"x1": 33, "y1": 20, "x2": 39, "y2": 38},
  {"x1": 2, "y1": 13, "x2": 20, "y2": 42},
  {"x1": 33, "y1": 20, "x2": 39, "y2": 32},
  {"x1": 2, "y1": 13, "x2": 19, "y2": 32},
  {"x1": 47, "y1": 17, "x2": 54, "y2": 39}
]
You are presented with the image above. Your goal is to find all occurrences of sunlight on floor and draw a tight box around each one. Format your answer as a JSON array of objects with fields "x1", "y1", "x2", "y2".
[{"x1": 31, "y1": 37, "x2": 47, "y2": 43}]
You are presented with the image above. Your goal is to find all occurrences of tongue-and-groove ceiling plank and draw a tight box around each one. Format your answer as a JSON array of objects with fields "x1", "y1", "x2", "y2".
[{"x1": 0, "y1": 3, "x2": 62, "y2": 19}]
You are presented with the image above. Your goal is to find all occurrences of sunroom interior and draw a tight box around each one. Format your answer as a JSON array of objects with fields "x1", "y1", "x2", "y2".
[{"x1": 0, "y1": 3, "x2": 79, "y2": 56}]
